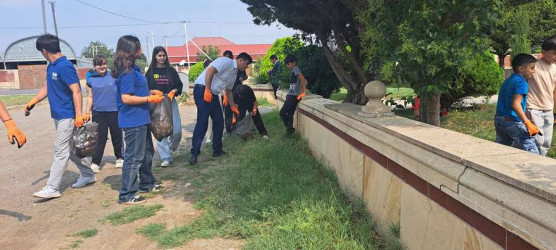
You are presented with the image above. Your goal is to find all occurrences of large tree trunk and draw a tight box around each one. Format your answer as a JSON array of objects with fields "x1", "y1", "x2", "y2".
[
  {"x1": 420, "y1": 94, "x2": 441, "y2": 126},
  {"x1": 497, "y1": 52, "x2": 506, "y2": 69}
]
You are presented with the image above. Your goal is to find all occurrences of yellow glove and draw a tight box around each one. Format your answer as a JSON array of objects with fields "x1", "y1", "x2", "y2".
[
  {"x1": 222, "y1": 94, "x2": 229, "y2": 107},
  {"x1": 297, "y1": 92, "x2": 306, "y2": 101},
  {"x1": 147, "y1": 95, "x2": 165, "y2": 104},
  {"x1": 24, "y1": 98, "x2": 39, "y2": 116},
  {"x1": 4, "y1": 120, "x2": 26, "y2": 148},
  {"x1": 524, "y1": 120, "x2": 540, "y2": 136},
  {"x1": 203, "y1": 88, "x2": 213, "y2": 103},
  {"x1": 231, "y1": 106, "x2": 240, "y2": 116},
  {"x1": 75, "y1": 115, "x2": 84, "y2": 128},
  {"x1": 83, "y1": 113, "x2": 90, "y2": 123},
  {"x1": 151, "y1": 90, "x2": 163, "y2": 96}
]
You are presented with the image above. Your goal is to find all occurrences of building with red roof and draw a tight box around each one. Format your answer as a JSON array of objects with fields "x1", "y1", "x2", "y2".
[{"x1": 166, "y1": 37, "x2": 272, "y2": 65}]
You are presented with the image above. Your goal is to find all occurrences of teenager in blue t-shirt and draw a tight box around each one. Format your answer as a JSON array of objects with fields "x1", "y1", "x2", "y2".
[
  {"x1": 85, "y1": 55, "x2": 124, "y2": 173},
  {"x1": 112, "y1": 35, "x2": 165, "y2": 205},
  {"x1": 24, "y1": 34, "x2": 95, "y2": 199},
  {"x1": 494, "y1": 53, "x2": 540, "y2": 153}
]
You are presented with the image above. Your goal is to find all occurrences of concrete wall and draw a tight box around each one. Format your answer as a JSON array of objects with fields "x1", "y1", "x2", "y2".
[
  {"x1": 276, "y1": 90, "x2": 556, "y2": 250},
  {"x1": 18, "y1": 65, "x2": 47, "y2": 90},
  {"x1": 0, "y1": 70, "x2": 19, "y2": 89}
]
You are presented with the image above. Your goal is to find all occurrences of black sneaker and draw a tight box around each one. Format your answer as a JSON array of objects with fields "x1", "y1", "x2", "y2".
[
  {"x1": 189, "y1": 154, "x2": 198, "y2": 165},
  {"x1": 119, "y1": 195, "x2": 146, "y2": 205},
  {"x1": 284, "y1": 128, "x2": 295, "y2": 137},
  {"x1": 213, "y1": 150, "x2": 227, "y2": 157},
  {"x1": 139, "y1": 184, "x2": 165, "y2": 193}
]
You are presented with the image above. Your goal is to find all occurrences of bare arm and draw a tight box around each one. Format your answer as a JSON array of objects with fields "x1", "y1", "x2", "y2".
[
  {"x1": 225, "y1": 88, "x2": 236, "y2": 108},
  {"x1": 85, "y1": 85, "x2": 93, "y2": 114},
  {"x1": 121, "y1": 93, "x2": 149, "y2": 105},
  {"x1": 0, "y1": 101, "x2": 12, "y2": 122},
  {"x1": 34, "y1": 84, "x2": 48, "y2": 103},
  {"x1": 69, "y1": 83, "x2": 82, "y2": 116},
  {"x1": 204, "y1": 66, "x2": 218, "y2": 92},
  {"x1": 298, "y1": 73, "x2": 307, "y2": 93},
  {"x1": 512, "y1": 94, "x2": 529, "y2": 122}
]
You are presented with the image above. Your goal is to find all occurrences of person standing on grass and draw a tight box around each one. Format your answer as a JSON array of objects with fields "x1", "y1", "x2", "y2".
[
  {"x1": 1, "y1": 100, "x2": 26, "y2": 148},
  {"x1": 221, "y1": 50, "x2": 249, "y2": 133},
  {"x1": 267, "y1": 54, "x2": 281, "y2": 99},
  {"x1": 112, "y1": 35, "x2": 165, "y2": 205},
  {"x1": 190, "y1": 52, "x2": 253, "y2": 165},
  {"x1": 233, "y1": 84, "x2": 268, "y2": 139},
  {"x1": 145, "y1": 46, "x2": 184, "y2": 167},
  {"x1": 25, "y1": 34, "x2": 95, "y2": 199},
  {"x1": 280, "y1": 54, "x2": 307, "y2": 136},
  {"x1": 494, "y1": 53, "x2": 540, "y2": 154},
  {"x1": 84, "y1": 54, "x2": 124, "y2": 173},
  {"x1": 526, "y1": 35, "x2": 556, "y2": 156}
]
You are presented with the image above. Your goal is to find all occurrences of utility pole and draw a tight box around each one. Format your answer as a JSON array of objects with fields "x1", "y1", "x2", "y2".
[
  {"x1": 164, "y1": 35, "x2": 168, "y2": 51},
  {"x1": 41, "y1": 0, "x2": 47, "y2": 34},
  {"x1": 183, "y1": 21, "x2": 191, "y2": 69},
  {"x1": 49, "y1": 1, "x2": 59, "y2": 37},
  {"x1": 145, "y1": 36, "x2": 150, "y2": 63},
  {"x1": 150, "y1": 31, "x2": 155, "y2": 51}
]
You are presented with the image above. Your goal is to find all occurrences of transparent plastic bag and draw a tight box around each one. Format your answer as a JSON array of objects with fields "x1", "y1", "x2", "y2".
[
  {"x1": 71, "y1": 122, "x2": 99, "y2": 159},
  {"x1": 149, "y1": 97, "x2": 173, "y2": 141}
]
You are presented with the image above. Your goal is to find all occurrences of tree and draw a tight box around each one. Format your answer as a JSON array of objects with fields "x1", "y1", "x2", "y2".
[
  {"x1": 188, "y1": 62, "x2": 205, "y2": 82},
  {"x1": 81, "y1": 41, "x2": 114, "y2": 59},
  {"x1": 196, "y1": 45, "x2": 221, "y2": 62},
  {"x1": 241, "y1": 0, "x2": 372, "y2": 104},
  {"x1": 292, "y1": 45, "x2": 341, "y2": 98},
  {"x1": 510, "y1": 9, "x2": 531, "y2": 59},
  {"x1": 362, "y1": 0, "x2": 497, "y2": 125},
  {"x1": 255, "y1": 37, "x2": 303, "y2": 85}
]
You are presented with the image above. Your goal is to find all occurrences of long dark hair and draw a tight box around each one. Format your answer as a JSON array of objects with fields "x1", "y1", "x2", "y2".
[
  {"x1": 146, "y1": 46, "x2": 175, "y2": 86},
  {"x1": 111, "y1": 35, "x2": 141, "y2": 78}
]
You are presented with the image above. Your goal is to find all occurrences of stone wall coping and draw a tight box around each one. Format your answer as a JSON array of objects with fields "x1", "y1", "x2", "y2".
[{"x1": 294, "y1": 95, "x2": 556, "y2": 205}]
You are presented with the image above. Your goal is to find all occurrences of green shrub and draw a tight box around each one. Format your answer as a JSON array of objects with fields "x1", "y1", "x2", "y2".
[
  {"x1": 256, "y1": 37, "x2": 303, "y2": 84},
  {"x1": 188, "y1": 62, "x2": 205, "y2": 82},
  {"x1": 294, "y1": 45, "x2": 341, "y2": 98}
]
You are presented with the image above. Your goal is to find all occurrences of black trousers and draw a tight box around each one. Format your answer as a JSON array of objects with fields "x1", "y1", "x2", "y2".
[
  {"x1": 237, "y1": 102, "x2": 268, "y2": 136},
  {"x1": 279, "y1": 95, "x2": 299, "y2": 130},
  {"x1": 223, "y1": 103, "x2": 234, "y2": 133},
  {"x1": 271, "y1": 83, "x2": 278, "y2": 99},
  {"x1": 92, "y1": 111, "x2": 123, "y2": 165}
]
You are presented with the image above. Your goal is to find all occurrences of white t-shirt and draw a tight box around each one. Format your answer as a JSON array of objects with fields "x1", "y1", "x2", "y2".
[
  {"x1": 528, "y1": 59, "x2": 556, "y2": 110},
  {"x1": 194, "y1": 57, "x2": 238, "y2": 94}
]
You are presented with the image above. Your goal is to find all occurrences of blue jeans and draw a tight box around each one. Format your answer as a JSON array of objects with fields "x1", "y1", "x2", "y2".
[
  {"x1": 157, "y1": 100, "x2": 182, "y2": 162},
  {"x1": 494, "y1": 116, "x2": 539, "y2": 154},
  {"x1": 119, "y1": 125, "x2": 156, "y2": 202},
  {"x1": 191, "y1": 84, "x2": 224, "y2": 156}
]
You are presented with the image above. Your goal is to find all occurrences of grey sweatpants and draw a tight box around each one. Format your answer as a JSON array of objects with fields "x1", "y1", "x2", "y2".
[
  {"x1": 46, "y1": 118, "x2": 95, "y2": 191},
  {"x1": 528, "y1": 109, "x2": 554, "y2": 156}
]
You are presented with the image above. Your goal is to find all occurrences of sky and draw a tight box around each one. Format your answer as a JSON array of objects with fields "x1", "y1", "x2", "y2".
[{"x1": 0, "y1": 0, "x2": 297, "y2": 55}]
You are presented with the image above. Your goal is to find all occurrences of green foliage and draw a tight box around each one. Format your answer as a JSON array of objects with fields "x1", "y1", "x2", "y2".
[
  {"x1": 188, "y1": 62, "x2": 205, "y2": 82},
  {"x1": 256, "y1": 98, "x2": 272, "y2": 107},
  {"x1": 136, "y1": 223, "x2": 167, "y2": 241},
  {"x1": 101, "y1": 204, "x2": 164, "y2": 225},
  {"x1": 196, "y1": 45, "x2": 221, "y2": 62},
  {"x1": 511, "y1": 9, "x2": 531, "y2": 59},
  {"x1": 294, "y1": 45, "x2": 341, "y2": 98},
  {"x1": 255, "y1": 37, "x2": 303, "y2": 84},
  {"x1": 441, "y1": 51, "x2": 503, "y2": 109},
  {"x1": 81, "y1": 41, "x2": 114, "y2": 59},
  {"x1": 71, "y1": 228, "x2": 98, "y2": 238}
]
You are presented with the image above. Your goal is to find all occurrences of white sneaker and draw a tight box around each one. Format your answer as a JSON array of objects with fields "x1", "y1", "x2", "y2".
[
  {"x1": 160, "y1": 161, "x2": 170, "y2": 167},
  {"x1": 90, "y1": 163, "x2": 100, "y2": 173},
  {"x1": 115, "y1": 158, "x2": 124, "y2": 168},
  {"x1": 33, "y1": 187, "x2": 61, "y2": 198},
  {"x1": 71, "y1": 176, "x2": 97, "y2": 188},
  {"x1": 262, "y1": 135, "x2": 269, "y2": 140}
]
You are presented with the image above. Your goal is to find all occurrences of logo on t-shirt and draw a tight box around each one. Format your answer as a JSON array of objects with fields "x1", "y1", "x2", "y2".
[
  {"x1": 153, "y1": 74, "x2": 159, "y2": 79},
  {"x1": 51, "y1": 72, "x2": 58, "y2": 81}
]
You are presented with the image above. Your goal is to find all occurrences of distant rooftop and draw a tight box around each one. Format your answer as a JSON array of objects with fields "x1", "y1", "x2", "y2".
[{"x1": 3, "y1": 36, "x2": 77, "y2": 63}]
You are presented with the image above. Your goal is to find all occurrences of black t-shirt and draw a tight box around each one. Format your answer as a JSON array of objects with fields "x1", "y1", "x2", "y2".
[
  {"x1": 233, "y1": 85, "x2": 256, "y2": 107},
  {"x1": 146, "y1": 66, "x2": 184, "y2": 95},
  {"x1": 232, "y1": 70, "x2": 247, "y2": 92}
]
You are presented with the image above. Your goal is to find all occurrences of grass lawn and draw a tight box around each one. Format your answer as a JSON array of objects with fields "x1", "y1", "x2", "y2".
[
  {"x1": 0, "y1": 94, "x2": 36, "y2": 107},
  {"x1": 330, "y1": 87, "x2": 415, "y2": 102},
  {"x1": 136, "y1": 111, "x2": 401, "y2": 249}
]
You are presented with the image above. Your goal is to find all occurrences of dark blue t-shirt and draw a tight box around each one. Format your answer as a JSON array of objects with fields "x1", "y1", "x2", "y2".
[
  {"x1": 87, "y1": 70, "x2": 118, "y2": 112},
  {"x1": 115, "y1": 65, "x2": 151, "y2": 128},
  {"x1": 46, "y1": 56, "x2": 80, "y2": 119},
  {"x1": 495, "y1": 73, "x2": 528, "y2": 122}
]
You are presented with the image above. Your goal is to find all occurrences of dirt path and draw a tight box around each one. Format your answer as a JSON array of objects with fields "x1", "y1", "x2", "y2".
[{"x1": 0, "y1": 103, "x2": 245, "y2": 249}]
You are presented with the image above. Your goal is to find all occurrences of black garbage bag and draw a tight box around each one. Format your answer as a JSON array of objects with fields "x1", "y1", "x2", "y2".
[
  {"x1": 71, "y1": 122, "x2": 99, "y2": 158},
  {"x1": 149, "y1": 97, "x2": 173, "y2": 141},
  {"x1": 231, "y1": 115, "x2": 256, "y2": 140}
]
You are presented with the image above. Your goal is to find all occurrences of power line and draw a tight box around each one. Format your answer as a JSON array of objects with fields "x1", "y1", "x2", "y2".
[{"x1": 73, "y1": 0, "x2": 173, "y2": 24}]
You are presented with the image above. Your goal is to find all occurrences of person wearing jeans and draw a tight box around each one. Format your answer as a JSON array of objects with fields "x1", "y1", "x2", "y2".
[
  {"x1": 112, "y1": 35, "x2": 165, "y2": 205},
  {"x1": 145, "y1": 46, "x2": 184, "y2": 167},
  {"x1": 280, "y1": 54, "x2": 307, "y2": 136},
  {"x1": 85, "y1": 55, "x2": 123, "y2": 172},
  {"x1": 26, "y1": 34, "x2": 95, "y2": 198}
]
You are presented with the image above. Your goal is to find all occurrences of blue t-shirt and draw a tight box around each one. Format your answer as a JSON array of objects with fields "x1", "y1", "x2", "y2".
[
  {"x1": 495, "y1": 73, "x2": 528, "y2": 122},
  {"x1": 46, "y1": 56, "x2": 80, "y2": 119},
  {"x1": 115, "y1": 65, "x2": 151, "y2": 128},
  {"x1": 87, "y1": 70, "x2": 118, "y2": 112}
]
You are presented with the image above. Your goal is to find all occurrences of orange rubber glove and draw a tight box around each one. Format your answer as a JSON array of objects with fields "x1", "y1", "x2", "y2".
[
  {"x1": 147, "y1": 95, "x2": 165, "y2": 104},
  {"x1": 232, "y1": 116, "x2": 237, "y2": 125},
  {"x1": 203, "y1": 88, "x2": 213, "y2": 103},
  {"x1": 167, "y1": 90, "x2": 176, "y2": 100},
  {"x1": 24, "y1": 98, "x2": 39, "y2": 116},
  {"x1": 83, "y1": 113, "x2": 90, "y2": 123},
  {"x1": 222, "y1": 94, "x2": 229, "y2": 107},
  {"x1": 297, "y1": 92, "x2": 306, "y2": 101},
  {"x1": 231, "y1": 106, "x2": 240, "y2": 116},
  {"x1": 151, "y1": 90, "x2": 163, "y2": 96},
  {"x1": 524, "y1": 120, "x2": 540, "y2": 136},
  {"x1": 4, "y1": 120, "x2": 26, "y2": 148},
  {"x1": 75, "y1": 115, "x2": 84, "y2": 128}
]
